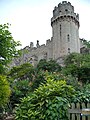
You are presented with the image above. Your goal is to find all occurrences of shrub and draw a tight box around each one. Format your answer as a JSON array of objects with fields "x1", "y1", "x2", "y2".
[
  {"x1": 0, "y1": 75, "x2": 11, "y2": 118},
  {"x1": 0, "y1": 75, "x2": 11, "y2": 107},
  {"x1": 15, "y1": 77, "x2": 75, "y2": 120}
]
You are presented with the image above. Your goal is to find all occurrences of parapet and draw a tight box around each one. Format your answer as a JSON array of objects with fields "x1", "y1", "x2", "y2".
[{"x1": 51, "y1": 1, "x2": 79, "y2": 26}]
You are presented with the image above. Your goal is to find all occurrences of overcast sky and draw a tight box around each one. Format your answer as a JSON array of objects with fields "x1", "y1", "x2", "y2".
[{"x1": 0, "y1": 0, "x2": 90, "y2": 48}]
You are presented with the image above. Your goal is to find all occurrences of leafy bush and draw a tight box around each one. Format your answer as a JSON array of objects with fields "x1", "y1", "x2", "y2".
[
  {"x1": 9, "y1": 79, "x2": 32, "y2": 110},
  {"x1": 0, "y1": 23, "x2": 21, "y2": 74},
  {"x1": 8, "y1": 63, "x2": 34, "y2": 81},
  {"x1": 30, "y1": 70, "x2": 46, "y2": 91},
  {"x1": 36, "y1": 59, "x2": 61, "y2": 72},
  {"x1": 15, "y1": 77, "x2": 75, "y2": 120},
  {"x1": 0, "y1": 75, "x2": 11, "y2": 118},
  {"x1": 73, "y1": 84, "x2": 90, "y2": 103},
  {"x1": 64, "y1": 53, "x2": 90, "y2": 83},
  {"x1": 0, "y1": 75, "x2": 11, "y2": 107}
]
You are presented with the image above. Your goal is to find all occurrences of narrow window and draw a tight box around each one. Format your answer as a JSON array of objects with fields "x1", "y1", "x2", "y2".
[
  {"x1": 68, "y1": 48, "x2": 70, "y2": 53},
  {"x1": 60, "y1": 24, "x2": 61, "y2": 36},
  {"x1": 67, "y1": 34, "x2": 70, "y2": 42}
]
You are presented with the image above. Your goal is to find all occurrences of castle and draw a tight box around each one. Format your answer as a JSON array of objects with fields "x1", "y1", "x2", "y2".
[{"x1": 11, "y1": 1, "x2": 85, "y2": 67}]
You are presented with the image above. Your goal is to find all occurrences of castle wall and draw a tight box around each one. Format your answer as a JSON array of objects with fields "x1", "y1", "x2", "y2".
[{"x1": 11, "y1": 39, "x2": 53, "y2": 67}]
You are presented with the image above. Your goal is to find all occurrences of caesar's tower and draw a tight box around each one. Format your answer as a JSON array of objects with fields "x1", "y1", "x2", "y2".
[{"x1": 51, "y1": 1, "x2": 80, "y2": 61}]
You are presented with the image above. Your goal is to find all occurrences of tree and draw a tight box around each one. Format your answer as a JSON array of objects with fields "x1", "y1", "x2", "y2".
[
  {"x1": 80, "y1": 39, "x2": 90, "y2": 54},
  {"x1": 63, "y1": 53, "x2": 90, "y2": 83},
  {"x1": 36, "y1": 59, "x2": 61, "y2": 72},
  {"x1": 0, "y1": 23, "x2": 21, "y2": 118},
  {"x1": 0, "y1": 23, "x2": 20, "y2": 74},
  {"x1": 9, "y1": 80, "x2": 31, "y2": 110},
  {"x1": 29, "y1": 59, "x2": 61, "y2": 91},
  {"x1": 82, "y1": 39, "x2": 90, "y2": 48},
  {"x1": 7, "y1": 63, "x2": 35, "y2": 110},
  {"x1": 15, "y1": 75, "x2": 75, "y2": 120},
  {"x1": 8, "y1": 63, "x2": 34, "y2": 81}
]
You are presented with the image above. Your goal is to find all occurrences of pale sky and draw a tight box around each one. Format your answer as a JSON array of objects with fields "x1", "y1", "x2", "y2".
[{"x1": 0, "y1": 0, "x2": 90, "y2": 48}]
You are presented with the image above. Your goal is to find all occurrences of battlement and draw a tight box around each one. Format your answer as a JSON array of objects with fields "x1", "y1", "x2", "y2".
[
  {"x1": 51, "y1": 1, "x2": 79, "y2": 25},
  {"x1": 29, "y1": 38, "x2": 52, "y2": 51}
]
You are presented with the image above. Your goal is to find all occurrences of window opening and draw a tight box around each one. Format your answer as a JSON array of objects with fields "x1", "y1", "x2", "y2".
[
  {"x1": 60, "y1": 24, "x2": 61, "y2": 36},
  {"x1": 67, "y1": 34, "x2": 70, "y2": 42},
  {"x1": 68, "y1": 48, "x2": 70, "y2": 53}
]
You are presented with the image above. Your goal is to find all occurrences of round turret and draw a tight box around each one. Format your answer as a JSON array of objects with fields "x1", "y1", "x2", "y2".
[{"x1": 51, "y1": 1, "x2": 80, "y2": 61}]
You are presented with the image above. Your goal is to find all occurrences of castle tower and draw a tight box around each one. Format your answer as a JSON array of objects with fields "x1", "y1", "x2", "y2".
[{"x1": 51, "y1": 1, "x2": 80, "y2": 61}]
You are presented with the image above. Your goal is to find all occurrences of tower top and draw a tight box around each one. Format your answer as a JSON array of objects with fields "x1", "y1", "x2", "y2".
[{"x1": 51, "y1": 1, "x2": 79, "y2": 24}]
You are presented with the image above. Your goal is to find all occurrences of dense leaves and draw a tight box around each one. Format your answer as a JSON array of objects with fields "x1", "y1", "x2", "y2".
[
  {"x1": 8, "y1": 63, "x2": 34, "y2": 81},
  {"x1": 0, "y1": 75, "x2": 10, "y2": 107},
  {"x1": 82, "y1": 39, "x2": 90, "y2": 49},
  {"x1": 0, "y1": 23, "x2": 21, "y2": 119},
  {"x1": 64, "y1": 53, "x2": 90, "y2": 83},
  {"x1": 7, "y1": 63, "x2": 35, "y2": 109},
  {"x1": 0, "y1": 23, "x2": 20, "y2": 74},
  {"x1": 73, "y1": 84, "x2": 90, "y2": 103},
  {"x1": 15, "y1": 77, "x2": 75, "y2": 120},
  {"x1": 9, "y1": 80, "x2": 31, "y2": 109},
  {"x1": 37, "y1": 59, "x2": 61, "y2": 72}
]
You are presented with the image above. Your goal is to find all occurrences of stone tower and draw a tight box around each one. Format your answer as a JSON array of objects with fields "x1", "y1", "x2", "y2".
[{"x1": 51, "y1": 1, "x2": 80, "y2": 61}]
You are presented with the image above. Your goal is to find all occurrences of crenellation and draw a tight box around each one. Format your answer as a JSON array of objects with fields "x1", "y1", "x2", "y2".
[
  {"x1": 58, "y1": 3, "x2": 61, "y2": 8},
  {"x1": 52, "y1": 1, "x2": 79, "y2": 27},
  {"x1": 62, "y1": 1, "x2": 67, "y2": 4},
  {"x1": 46, "y1": 39, "x2": 51, "y2": 45},
  {"x1": 40, "y1": 44, "x2": 45, "y2": 47}
]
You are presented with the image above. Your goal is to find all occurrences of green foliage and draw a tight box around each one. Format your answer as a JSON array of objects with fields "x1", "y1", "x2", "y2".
[
  {"x1": 30, "y1": 70, "x2": 68, "y2": 92},
  {"x1": 8, "y1": 63, "x2": 34, "y2": 81},
  {"x1": 0, "y1": 23, "x2": 21, "y2": 74},
  {"x1": 73, "y1": 84, "x2": 90, "y2": 103},
  {"x1": 64, "y1": 53, "x2": 90, "y2": 83},
  {"x1": 9, "y1": 80, "x2": 31, "y2": 109},
  {"x1": 82, "y1": 39, "x2": 90, "y2": 48},
  {"x1": 65, "y1": 75, "x2": 82, "y2": 91},
  {"x1": 30, "y1": 70, "x2": 46, "y2": 91},
  {"x1": 31, "y1": 59, "x2": 61, "y2": 91},
  {"x1": 64, "y1": 53, "x2": 82, "y2": 66},
  {"x1": 15, "y1": 77, "x2": 75, "y2": 120},
  {"x1": 36, "y1": 59, "x2": 61, "y2": 72},
  {"x1": 0, "y1": 75, "x2": 11, "y2": 107},
  {"x1": 7, "y1": 63, "x2": 34, "y2": 110}
]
